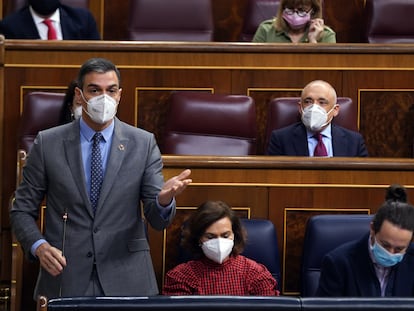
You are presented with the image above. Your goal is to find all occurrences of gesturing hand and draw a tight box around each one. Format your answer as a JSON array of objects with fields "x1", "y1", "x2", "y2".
[
  {"x1": 158, "y1": 169, "x2": 192, "y2": 206},
  {"x1": 308, "y1": 18, "x2": 324, "y2": 43}
]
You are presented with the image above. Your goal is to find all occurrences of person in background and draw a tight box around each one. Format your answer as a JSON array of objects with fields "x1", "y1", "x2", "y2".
[
  {"x1": 252, "y1": 0, "x2": 335, "y2": 43},
  {"x1": 267, "y1": 80, "x2": 368, "y2": 157},
  {"x1": 0, "y1": 0, "x2": 100, "y2": 40},
  {"x1": 316, "y1": 195, "x2": 414, "y2": 296},
  {"x1": 10, "y1": 57, "x2": 192, "y2": 300},
  {"x1": 59, "y1": 80, "x2": 82, "y2": 124},
  {"x1": 162, "y1": 200, "x2": 279, "y2": 296},
  {"x1": 385, "y1": 184, "x2": 407, "y2": 203}
]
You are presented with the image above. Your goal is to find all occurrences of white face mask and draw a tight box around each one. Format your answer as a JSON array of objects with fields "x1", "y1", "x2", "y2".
[
  {"x1": 72, "y1": 105, "x2": 82, "y2": 120},
  {"x1": 301, "y1": 104, "x2": 334, "y2": 132},
  {"x1": 80, "y1": 91, "x2": 118, "y2": 124},
  {"x1": 201, "y1": 238, "x2": 234, "y2": 264}
]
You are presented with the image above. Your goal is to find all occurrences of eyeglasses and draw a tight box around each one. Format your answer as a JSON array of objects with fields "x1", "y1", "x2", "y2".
[{"x1": 284, "y1": 8, "x2": 312, "y2": 17}]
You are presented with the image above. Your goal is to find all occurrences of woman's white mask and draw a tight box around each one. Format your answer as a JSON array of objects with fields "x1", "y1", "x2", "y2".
[
  {"x1": 201, "y1": 238, "x2": 234, "y2": 264},
  {"x1": 80, "y1": 91, "x2": 118, "y2": 124}
]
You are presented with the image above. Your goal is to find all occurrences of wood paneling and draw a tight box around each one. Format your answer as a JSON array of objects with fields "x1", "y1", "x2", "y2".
[{"x1": 3, "y1": 40, "x2": 414, "y2": 308}]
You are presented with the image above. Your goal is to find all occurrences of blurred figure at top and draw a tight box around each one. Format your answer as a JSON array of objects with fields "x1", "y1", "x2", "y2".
[
  {"x1": 0, "y1": 0, "x2": 100, "y2": 40},
  {"x1": 253, "y1": 0, "x2": 335, "y2": 43}
]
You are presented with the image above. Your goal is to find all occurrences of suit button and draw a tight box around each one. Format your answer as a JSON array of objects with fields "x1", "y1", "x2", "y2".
[
  {"x1": 93, "y1": 227, "x2": 99, "y2": 233},
  {"x1": 87, "y1": 252, "x2": 93, "y2": 257}
]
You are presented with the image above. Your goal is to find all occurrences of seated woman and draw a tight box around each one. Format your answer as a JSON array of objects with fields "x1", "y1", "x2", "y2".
[
  {"x1": 252, "y1": 0, "x2": 336, "y2": 43},
  {"x1": 162, "y1": 200, "x2": 279, "y2": 296}
]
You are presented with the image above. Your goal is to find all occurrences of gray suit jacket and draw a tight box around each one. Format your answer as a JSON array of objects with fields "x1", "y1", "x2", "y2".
[{"x1": 10, "y1": 118, "x2": 175, "y2": 298}]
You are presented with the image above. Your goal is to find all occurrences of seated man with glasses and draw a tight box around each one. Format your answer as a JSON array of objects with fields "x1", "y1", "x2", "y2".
[
  {"x1": 252, "y1": 0, "x2": 336, "y2": 43},
  {"x1": 267, "y1": 79, "x2": 368, "y2": 157}
]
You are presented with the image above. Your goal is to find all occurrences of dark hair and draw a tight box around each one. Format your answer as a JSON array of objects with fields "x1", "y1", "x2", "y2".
[
  {"x1": 385, "y1": 184, "x2": 407, "y2": 203},
  {"x1": 372, "y1": 200, "x2": 414, "y2": 235},
  {"x1": 59, "y1": 80, "x2": 78, "y2": 124},
  {"x1": 181, "y1": 201, "x2": 247, "y2": 258},
  {"x1": 76, "y1": 58, "x2": 121, "y2": 90}
]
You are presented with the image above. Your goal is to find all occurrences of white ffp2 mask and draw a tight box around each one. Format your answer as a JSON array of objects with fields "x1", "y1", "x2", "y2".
[
  {"x1": 301, "y1": 104, "x2": 334, "y2": 132},
  {"x1": 81, "y1": 91, "x2": 118, "y2": 124},
  {"x1": 201, "y1": 238, "x2": 234, "y2": 264}
]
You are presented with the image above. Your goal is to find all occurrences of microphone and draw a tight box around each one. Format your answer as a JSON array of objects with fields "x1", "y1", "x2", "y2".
[
  {"x1": 62, "y1": 210, "x2": 68, "y2": 257},
  {"x1": 59, "y1": 208, "x2": 68, "y2": 297}
]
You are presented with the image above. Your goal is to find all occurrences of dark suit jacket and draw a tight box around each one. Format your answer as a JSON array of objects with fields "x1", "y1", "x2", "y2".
[
  {"x1": 0, "y1": 4, "x2": 100, "y2": 39},
  {"x1": 10, "y1": 118, "x2": 173, "y2": 298},
  {"x1": 316, "y1": 233, "x2": 414, "y2": 296},
  {"x1": 267, "y1": 122, "x2": 368, "y2": 156}
]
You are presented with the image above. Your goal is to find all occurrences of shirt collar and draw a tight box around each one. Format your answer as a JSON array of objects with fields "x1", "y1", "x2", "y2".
[
  {"x1": 306, "y1": 123, "x2": 332, "y2": 139},
  {"x1": 29, "y1": 6, "x2": 60, "y2": 25},
  {"x1": 80, "y1": 118, "x2": 115, "y2": 143}
]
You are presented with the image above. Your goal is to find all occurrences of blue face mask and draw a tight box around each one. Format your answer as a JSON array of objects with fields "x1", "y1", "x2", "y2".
[{"x1": 371, "y1": 238, "x2": 404, "y2": 267}]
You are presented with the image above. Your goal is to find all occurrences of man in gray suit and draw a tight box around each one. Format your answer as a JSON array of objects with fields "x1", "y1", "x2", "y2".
[{"x1": 10, "y1": 58, "x2": 192, "y2": 299}]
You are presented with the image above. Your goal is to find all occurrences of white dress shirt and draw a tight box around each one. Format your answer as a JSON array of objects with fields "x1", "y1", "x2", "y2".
[{"x1": 29, "y1": 7, "x2": 63, "y2": 40}]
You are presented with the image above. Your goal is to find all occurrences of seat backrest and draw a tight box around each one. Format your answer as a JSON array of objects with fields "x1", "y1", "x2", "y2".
[
  {"x1": 6, "y1": 0, "x2": 89, "y2": 13},
  {"x1": 240, "y1": 218, "x2": 281, "y2": 287},
  {"x1": 300, "y1": 214, "x2": 373, "y2": 297},
  {"x1": 264, "y1": 97, "x2": 357, "y2": 154},
  {"x1": 18, "y1": 91, "x2": 65, "y2": 153},
  {"x1": 364, "y1": 0, "x2": 414, "y2": 43},
  {"x1": 162, "y1": 91, "x2": 257, "y2": 155},
  {"x1": 127, "y1": 0, "x2": 214, "y2": 41},
  {"x1": 239, "y1": 0, "x2": 280, "y2": 42}
]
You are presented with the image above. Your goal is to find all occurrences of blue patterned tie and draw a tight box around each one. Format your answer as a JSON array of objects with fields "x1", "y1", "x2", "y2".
[{"x1": 90, "y1": 133, "x2": 103, "y2": 213}]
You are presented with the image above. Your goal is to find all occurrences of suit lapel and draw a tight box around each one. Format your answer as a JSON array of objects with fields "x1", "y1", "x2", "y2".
[
  {"x1": 23, "y1": 9, "x2": 42, "y2": 39},
  {"x1": 63, "y1": 122, "x2": 92, "y2": 216},
  {"x1": 332, "y1": 125, "x2": 346, "y2": 156},
  {"x1": 97, "y1": 120, "x2": 129, "y2": 213},
  {"x1": 351, "y1": 236, "x2": 380, "y2": 296},
  {"x1": 293, "y1": 123, "x2": 310, "y2": 156},
  {"x1": 59, "y1": 7, "x2": 76, "y2": 39}
]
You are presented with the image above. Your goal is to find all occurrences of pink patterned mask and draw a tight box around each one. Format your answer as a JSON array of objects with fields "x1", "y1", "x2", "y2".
[{"x1": 282, "y1": 9, "x2": 311, "y2": 30}]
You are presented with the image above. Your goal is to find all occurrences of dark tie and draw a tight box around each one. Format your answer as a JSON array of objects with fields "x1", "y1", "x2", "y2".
[
  {"x1": 90, "y1": 133, "x2": 103, "y2": 213},
  {"x1": 314, "y1": 133, "x2": 328, "y2": 157},
  {"x1": 43, "y1": 19, "x2": 57, "y2": 40}
]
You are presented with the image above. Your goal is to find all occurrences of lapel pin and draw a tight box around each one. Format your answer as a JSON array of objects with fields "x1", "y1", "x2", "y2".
[{"x1": 118, "y1": 144, "x2": 125, "y2": 151}]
